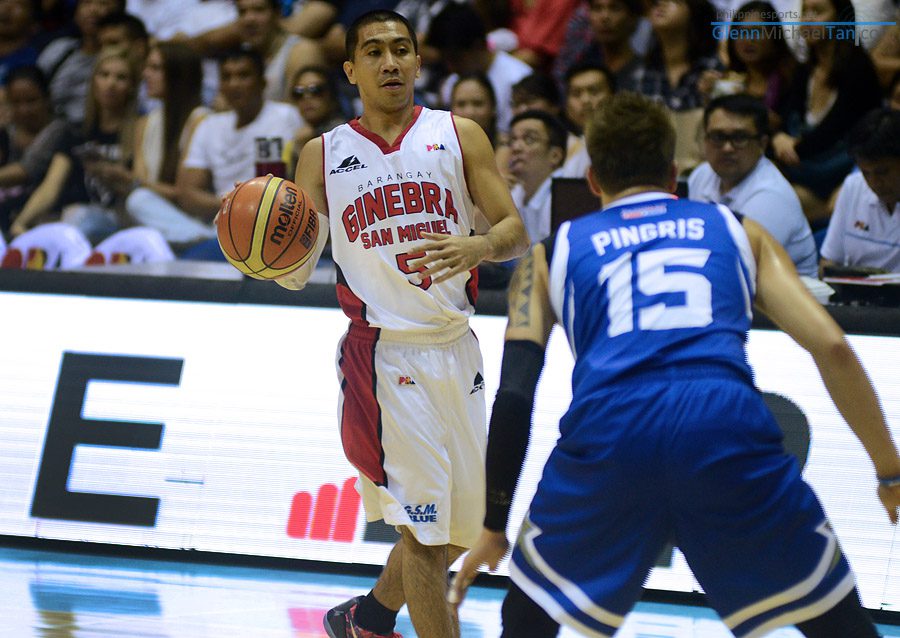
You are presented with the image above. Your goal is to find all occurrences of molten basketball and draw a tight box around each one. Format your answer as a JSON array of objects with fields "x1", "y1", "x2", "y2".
[{"x1": 217, "y1": 175, "x2": 319, "y2": 280}]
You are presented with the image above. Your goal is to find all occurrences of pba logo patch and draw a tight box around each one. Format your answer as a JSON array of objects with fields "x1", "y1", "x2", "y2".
[
  {"x1": 426, "y1": 143, "x2": 446, "y2": 152},
  {"x1": 398, "y1": 376, "x2": 416, "y2": 386},
  {"x1": 853, "y1": 220, "x2": 870, "y2": 231},
  {"x1": 622, "y1": 204, "x2": 667, "y2": 220}
]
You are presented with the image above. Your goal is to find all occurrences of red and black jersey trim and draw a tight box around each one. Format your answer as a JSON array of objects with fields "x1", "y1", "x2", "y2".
[
  {"x1": 335, "y1": 264, "x2": 369, "y2": 326},
  {"x1": 338, "y1": 323, "x2": 387, "y2": 487},
  {"x1": 348, "y1": 105, "x2": 422, "y2": 155}
]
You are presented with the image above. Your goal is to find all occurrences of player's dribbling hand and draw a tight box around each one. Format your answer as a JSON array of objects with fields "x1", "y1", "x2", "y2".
[
  {"x1": 447, "y1": 528, "x2": 509, "y2": 610},
  {"x1": 412, "y1": 232, "x2": 491, "y2": 284},
  {"x1": 878, "y1": 483, "x2": 900, "y2": 524}
]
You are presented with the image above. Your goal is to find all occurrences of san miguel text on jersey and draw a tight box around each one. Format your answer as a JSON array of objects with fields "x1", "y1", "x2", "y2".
[{"x1": 341, "y1": 170, "x2": 459, "y2": 249}]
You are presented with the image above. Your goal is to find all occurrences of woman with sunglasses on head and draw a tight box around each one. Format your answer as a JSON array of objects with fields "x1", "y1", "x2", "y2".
[{"x1": 290, "y1": 66, "x2": 348, "y2": 151}]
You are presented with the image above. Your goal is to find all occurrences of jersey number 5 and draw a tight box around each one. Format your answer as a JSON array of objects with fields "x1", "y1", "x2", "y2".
[
  {"x1": 598, "y1": 247, "x2": 712, "y2": 337},
  {"x1": 396, "y1": 251, "x2": 433, "y2": 290}
]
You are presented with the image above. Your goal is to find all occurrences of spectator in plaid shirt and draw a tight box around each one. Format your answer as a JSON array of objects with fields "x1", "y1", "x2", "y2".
[{"x1": 631, "y1": 0, "x2": 723, "y2": 111}]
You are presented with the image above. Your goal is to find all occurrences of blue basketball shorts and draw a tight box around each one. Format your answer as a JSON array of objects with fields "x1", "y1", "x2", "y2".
[{"x1": 509, "y1": 366, "x2": 855, "y2": 638}]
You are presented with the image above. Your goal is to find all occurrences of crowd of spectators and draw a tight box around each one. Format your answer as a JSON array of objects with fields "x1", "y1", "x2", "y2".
[{"x1": 0, "y1": 0, "x2": 898, "y2": 289}]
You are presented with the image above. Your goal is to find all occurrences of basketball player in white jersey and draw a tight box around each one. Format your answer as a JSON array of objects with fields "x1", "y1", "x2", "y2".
[{"x1": 274, "y1": 9, "x2": 528, "y2": 638}]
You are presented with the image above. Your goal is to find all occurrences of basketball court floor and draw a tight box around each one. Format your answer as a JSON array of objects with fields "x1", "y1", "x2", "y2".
[{"x1": 2, "y1": 545, "x2": 898, "y2": 638}]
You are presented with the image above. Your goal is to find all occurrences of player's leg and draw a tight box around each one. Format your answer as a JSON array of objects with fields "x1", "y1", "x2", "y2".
[
  {"x1": 671, "y1": 375, "x2": 873, "y2": 637},
  {"x1": 794, "y1": 588, "x2": 879, "y2": 638},
  {"x1": 500, "y1": 582, "x2": 561, "y2": 638},
  {"x1": 399, "y1": 527, "x2": 459, "y2": 637}
]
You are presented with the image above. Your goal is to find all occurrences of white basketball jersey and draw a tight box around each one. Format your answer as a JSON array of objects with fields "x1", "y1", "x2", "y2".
[{"x1": 323, "y1": 106, "x2": 478, "y2": 332}]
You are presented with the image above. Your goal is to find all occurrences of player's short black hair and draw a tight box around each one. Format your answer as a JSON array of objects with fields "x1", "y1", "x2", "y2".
[
  {"x1": 510, "y1": 109, "x2": 569, "y2": 154},
  {"x1": 847, "y1": 108, "x2": 900, "y2": 160},
  {"x1": 97, "y1": 12, "x2": 149, "y2": 42},
  {"x1": 4, "y1": 64, "x2": 50, "y2": 95},
  {"x1": 564, "y1": 61, "x2": 617, "y2": 94},
  {"x1": 345, "y1": 10, "x2": 418, "y2": 61},
  {"x1": 427, "y1": 3, "x2": 487, "y2": 52},
  {"x1": 586, "y1": 93, "x2": 676, "y2": 194},
  {"x1": 703, "y1": 93, "x2": 769, "y2": 136},
  {"x1": 219, "y1": 47, "x2": 266, "y2": 79}
]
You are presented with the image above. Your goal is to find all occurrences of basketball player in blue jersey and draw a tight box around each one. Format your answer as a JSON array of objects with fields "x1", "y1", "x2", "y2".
[
  {"x1": 272, "y1": 9, "x2": 528, "y2": 638},
  {"x1": 448, "y1": 92, "x2": 900, "y2": 637}
]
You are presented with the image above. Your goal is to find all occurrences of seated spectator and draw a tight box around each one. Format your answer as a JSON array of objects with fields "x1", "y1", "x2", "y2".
[
  {"x1": 889, "y1": 70, "x2": 900, "y2": 111},
  {"x1": 176, "y1": 48, "x2": 301, "y2": 232},
  {"x1": 715, "y1": 1, "x2": 796, "y2": 129},
  {"x1": 235, "y1": 0, "x2": 325, "y2": 103},
  {"x1": 506, "y1": 0, "x2": 581, "y2": 70},
  {"x1": 428, "y1": 2, "x2": 532, "y2": 133},
  {"x1": 510, "y1": 72, "x2": 563, "y2": 118},
  {"x1": 688, "y1": 94, "x2": 818, "y2": 277},
  {"x1": 0, "y1": 0, "x2": 47, "y2": 86},
  {"x1": 115, "y1": 41, "x2": 213, "y2": 246},
  {"x1": 631, "y1": 0, "x2": 722, "y2": 111},
  {"x1": 449, "y1": 72, "x2": 511, "y2": 183},
  {"x1": 508, "y1": 109, "x2": 568, "y2": 243},
  {"x1": 289, "y1": 65, "x2": 347, "y2": 155},
  {"x1": 554, "y1": 0, "x2": 646, "y2": 94},
  {"x1": 820, "y1": 109, "x2": 900, "y2": 274},
  {"x1": 37, "y1": 0, "x2": 125, "y2": 124},
  {"x1": 0, "y1": 65, "x2": 69, "y2": 233},
  {"x1": 11, "y1": 47, "x2": 141, "y2": 241},
  {"x1": 871, "y1": 3, "x2": 899, "y2": 88},
  {"x1": 97, "y1": 11, "x2": 149, "y2": 62},
  {"x1": 558, "y1": 60, "x2": 615, "y2": 178},
  {"x1": 772, "y1": 0, "x2": 883, "y2": 228}
]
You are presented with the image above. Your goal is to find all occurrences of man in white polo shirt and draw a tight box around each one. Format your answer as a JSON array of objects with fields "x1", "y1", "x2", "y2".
[
  {"x1": 689, "y1": 94, "x2": 818, "y2": 277},
  {"x1": 821, "y1": 109, "x2": 900, "y2": 274}
]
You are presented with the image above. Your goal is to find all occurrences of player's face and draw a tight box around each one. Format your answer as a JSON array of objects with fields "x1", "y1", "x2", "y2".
[
  {"x1": 450, "y1": 79, "x2": 495, "y2": 133},
  {"x1": 566, "y1": 70, "x2": 612, "y2": 129},
  {"x1": 237, "y1": 0, "x2": 278, "y2": 49},
  {"x1": 220, "y1": 58, "x2": 265, "y2": 113},
  {"x1": 703, "y1": 109, "x2": 765, "y2": 188},
  {"x1": 344, "y1": 20, "x2": 420, "y2": 112},
  {"x1": 589, "y1": 0, "x2": 638, "y2": 45},
  {"x1": 857, "y1": 157, "x2": 900, "y2": 210}
]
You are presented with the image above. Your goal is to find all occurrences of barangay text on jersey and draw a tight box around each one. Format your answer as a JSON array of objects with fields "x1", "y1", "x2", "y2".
[{"x1": 341, "y1": 171, "x2": 459, "y2": 250}]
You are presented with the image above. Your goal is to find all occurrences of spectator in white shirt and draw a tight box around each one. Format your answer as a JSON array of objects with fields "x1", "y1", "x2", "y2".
[
  {"x1": 508, "y1": 110, "x2": 568, "y2": 243},
  {"x1": 178, "y1": 48, "x2": 301, "y2": 225},
  {"x1": 820, "y1": 108, "x2": 900, "y2": 274},
  {"x1": 428, "y1": 2, "x2": 532, "y2": 134},
  {"x1": 689, "y1": 94, "x2": 818, "y2": 277}
]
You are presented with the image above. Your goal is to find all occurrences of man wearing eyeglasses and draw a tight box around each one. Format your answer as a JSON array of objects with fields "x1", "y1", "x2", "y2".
[{"x1": 689, "y1": 94, "x2": 818, "y2": 277}]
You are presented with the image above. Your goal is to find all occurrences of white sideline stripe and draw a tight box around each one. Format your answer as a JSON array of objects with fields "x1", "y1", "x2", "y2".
[
  {"x1": 742, "y1": 572, "x2": 856, "y2": 638},
  {"x1": 510, "y1": 561, "x2": 611, "y2": 638},
  {"x1": 518, "y1": 520, "x2": 625, "y2": 628},
  {"x1": 723, "y1": 521, "x2": 838, "y2": 628}
]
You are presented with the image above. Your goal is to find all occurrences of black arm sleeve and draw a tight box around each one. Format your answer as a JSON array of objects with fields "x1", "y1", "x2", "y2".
[{"x1": 484, "y1": 339, "x2": 547, "y2": 532}]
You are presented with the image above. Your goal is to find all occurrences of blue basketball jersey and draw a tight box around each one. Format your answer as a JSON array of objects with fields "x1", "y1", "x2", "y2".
[{"x1": 548, "y1": 192, "x2": 757, "y2": 398}]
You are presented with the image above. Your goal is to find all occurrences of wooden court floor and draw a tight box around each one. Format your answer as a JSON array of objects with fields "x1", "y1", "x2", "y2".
[{"x1": 1, "y1": 545, "x2": 897, "y2": 638}]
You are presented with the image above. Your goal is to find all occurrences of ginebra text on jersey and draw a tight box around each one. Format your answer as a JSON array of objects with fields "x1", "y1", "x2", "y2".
[{"x1": 341, "y1": 180, "x2": 460, "y2": 244}]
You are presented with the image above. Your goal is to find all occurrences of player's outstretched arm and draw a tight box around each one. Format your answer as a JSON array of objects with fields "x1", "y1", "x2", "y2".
[
  {"x1": 747, "y1": 218, "x2": 900, "y2": 523},
  {"x1": 413, "y1": 117, "x2": 528, "y2": 284},
  {"x1": 449, "y1": 243, "x2": 555, "y2": 608},
  {"x1": 275, "y1": 137, "x2": 330, "y2": 291}
]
